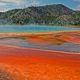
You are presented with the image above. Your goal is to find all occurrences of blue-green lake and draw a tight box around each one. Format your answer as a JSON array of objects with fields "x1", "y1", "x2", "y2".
[{"x1": 0, "y1": 25, "x2": 80, "y2": 32}]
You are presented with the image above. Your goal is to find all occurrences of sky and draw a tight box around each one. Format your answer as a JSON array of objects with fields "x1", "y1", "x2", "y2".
[{"x1": 0, "y1": 0, "x2": 80, "y2": 12}]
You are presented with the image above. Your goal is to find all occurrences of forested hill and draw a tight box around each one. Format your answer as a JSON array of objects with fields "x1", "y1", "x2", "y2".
[{"x1": 0, "y1": 4, "x2": 80, "y2": 26}]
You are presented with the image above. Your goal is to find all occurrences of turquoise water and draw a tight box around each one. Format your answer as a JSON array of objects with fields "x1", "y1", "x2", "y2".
[{"x1": 0, "y1": 25, "x2": 80, "y2": 32}]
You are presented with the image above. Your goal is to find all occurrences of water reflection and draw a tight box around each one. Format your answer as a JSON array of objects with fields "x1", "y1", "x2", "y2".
[{"x1": 0, "y1": 37, "x2": 80, "y2": 52}]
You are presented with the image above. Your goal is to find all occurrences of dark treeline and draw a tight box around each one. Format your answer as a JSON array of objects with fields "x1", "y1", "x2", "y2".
[{"x1": 0, "y1": 4, "x2": 80, "y2": 26}]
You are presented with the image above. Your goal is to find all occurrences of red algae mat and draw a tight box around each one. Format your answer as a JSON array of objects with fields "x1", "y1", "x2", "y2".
[
  {"x1": 0, "y1": 31, "x2": 80, "y2": 80},
  {"x1": 25, "y1": 31, "x2": 80, "y2": 45},
  {"x1": 0, "y1": 45, "x2": 80, "y2": 80}
]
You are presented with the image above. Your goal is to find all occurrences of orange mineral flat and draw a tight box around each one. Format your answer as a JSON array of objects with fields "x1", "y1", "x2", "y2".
[{"x1": 0, "y1": 45, "x2": 80, "y2": 80}]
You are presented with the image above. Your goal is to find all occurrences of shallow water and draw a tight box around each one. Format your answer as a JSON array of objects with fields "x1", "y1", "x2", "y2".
[
  {"x1": 0, "y1": 25, "x2": 80, "y2": 32},
  {"x1": 0, "y1": 38, "x2": 80, "y2": 52}
]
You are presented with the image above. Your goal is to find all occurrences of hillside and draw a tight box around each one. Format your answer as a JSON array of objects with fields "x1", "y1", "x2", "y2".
[{"x1": 0, "y1": 4, "x2": 80, "y2": 26}]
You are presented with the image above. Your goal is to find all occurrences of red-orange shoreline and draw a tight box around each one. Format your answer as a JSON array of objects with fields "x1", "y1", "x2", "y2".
[
  {"x1": 0, "y1": 30, "x2": 80, "y2": 79},
  {"x1": 0, "y1": 30, "x2": 80, "y2": 60},
  {"x1": 0, "y1": 44, "x2": 80, "y2": 54},
  {"x1": 0, "y1": 45, "x2": 80, "y2": 60}
]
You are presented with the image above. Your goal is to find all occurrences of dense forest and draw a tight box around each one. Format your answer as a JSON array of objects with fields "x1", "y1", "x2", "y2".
[{"x1": 0, "y1": 4, "x2": 80, "y2": 26}]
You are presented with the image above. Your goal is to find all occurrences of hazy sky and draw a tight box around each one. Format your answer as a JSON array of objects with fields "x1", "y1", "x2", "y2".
[{"x1": 0, "y1": 0, "x2": 80, "y2": 12}]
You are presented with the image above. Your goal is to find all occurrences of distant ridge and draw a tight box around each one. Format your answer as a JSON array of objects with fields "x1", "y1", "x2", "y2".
[{"x1": 0, "y1": 4, "x2": 80, "y2": 26}]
